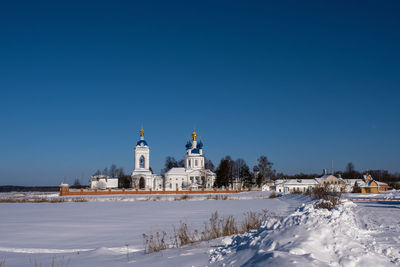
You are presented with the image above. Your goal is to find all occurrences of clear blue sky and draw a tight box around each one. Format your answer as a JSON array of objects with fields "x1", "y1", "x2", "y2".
[{"x1": 0, "y1": 1, "x2": 399, "y2": 186}]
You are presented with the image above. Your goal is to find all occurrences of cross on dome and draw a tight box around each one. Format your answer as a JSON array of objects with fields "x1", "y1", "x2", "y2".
[{"x1": 192, "y1": 130, "x2": 197, "y2": 141}]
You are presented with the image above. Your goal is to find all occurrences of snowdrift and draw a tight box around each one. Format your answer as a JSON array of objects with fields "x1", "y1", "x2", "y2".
[{"x1": 211, "y1": 200, "x2": 394, "y2": 266}]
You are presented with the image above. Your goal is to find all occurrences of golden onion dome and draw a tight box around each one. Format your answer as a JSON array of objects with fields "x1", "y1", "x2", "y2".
[{"x1": 192, "y1": 130, "x2": 197, "y2": 141}]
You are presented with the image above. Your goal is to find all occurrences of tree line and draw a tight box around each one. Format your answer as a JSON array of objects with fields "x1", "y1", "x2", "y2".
[
  {"x1": 160, "y1": 155, "x2": 275, "y2": 188},
  {"x1": 91, "y1": 160, "x2": 400, "y2": 190}
]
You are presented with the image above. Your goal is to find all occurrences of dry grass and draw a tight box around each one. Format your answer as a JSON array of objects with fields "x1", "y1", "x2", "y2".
[
  {"x1": 142, "y1": 209, "x2": 269, "y2": 254},
  {"x1": 206, "y1": 194, "x2": 229, "y2": 200},
  {"x1": 0, "y1": 197, "x2": 88, "y2": 203},
  {"x1": 152, "y1": 196, "x2": 162, "y2": 201},
  {"x1": 174, "y1": 195, "x2": 190, "y2": 201},
  {"x1": 240, "y1": 210, "x2": 268, "y2": 232},
  {"x1": 142, "y1": 231, "x2": 168, "y2": 253},
  {"x1": 71, "y1": 198, "x2": 88, "y2": 202},
  {"x1": 268, "y1": 192, "x2": 277, "y2": 198},
  {"x1": 173, "y1": 222, "x2": 197, "y2": 247},
  {"x1": 29, "y1": 255, "x2": 70, "y2": 267}
]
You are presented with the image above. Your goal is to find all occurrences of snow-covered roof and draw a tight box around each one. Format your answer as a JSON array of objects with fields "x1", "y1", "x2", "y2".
[
  {"x1": 274, "y1": 179, "x2": 318, "y2": 186},
  {"x1": 342, "y1": 179, "x2": 365, "y2": 186},
  {"x1": 315, "y1": 174, "x2": 340, "y2": 183},
  {"x1": 283, "y1": 179, "x2": 318, "y2": 186},
  {"x1": 166, "y1": 167, "x2": 186, "y2": 175}
]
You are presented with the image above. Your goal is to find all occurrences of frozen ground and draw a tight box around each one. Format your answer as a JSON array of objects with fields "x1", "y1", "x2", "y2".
[
  {"x1": 0, "y1": 192, "x2": 304, "y2": 266},
  {"x1": 345, "y1": 190, "x2": 400, "y2": 201},
  {"x1": 0, "y1": 192, "x2": 399, "y2": 266},
  {"x1": 0, "y1": 191, "x2": 274, "y2": 202}
]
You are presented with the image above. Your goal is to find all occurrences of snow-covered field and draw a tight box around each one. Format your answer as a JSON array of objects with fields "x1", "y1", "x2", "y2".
[
  {"x1": 0, "y1": 191, "x2": 276, "y2": 202},
  {"x1": 0, "y1": 191, "x2": 399, "y2": 266},
  {"x1": 345, "y1": 190, "x2": 400, "y2": 201}
]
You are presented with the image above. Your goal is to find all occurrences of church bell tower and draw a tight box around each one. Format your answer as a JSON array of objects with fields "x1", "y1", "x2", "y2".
[{"x1": 134, "y1": 127, "x2": 150, "y2": 171}]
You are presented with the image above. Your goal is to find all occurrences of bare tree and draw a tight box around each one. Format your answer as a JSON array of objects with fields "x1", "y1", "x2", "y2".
[
  {"x1": 162, "y1": 156, "x2": 179, "y2": 175},
  {"x1": 109, "y1": 164, "x2": 118, "y2": 177},
  {"x1": 345, "y1": 162, "x2": 355, "y2": 174},
  {"x1": 72, "y1": 178, "x2": 81, "y2": 188},
  {"x1": 205, "y1": 159, "x2": 215, "y2": 172},
  {"x1": 256, "y1": 156, "x2": 275, "y2": 185},
  {"x1": 234, "y1": 158, "x2": 246, "y2": 179}
]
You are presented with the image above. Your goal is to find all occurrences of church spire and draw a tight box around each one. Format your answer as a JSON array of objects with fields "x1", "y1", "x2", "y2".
[
  {"x1": 140, "y1": 127, "x2": 144, "y2": 140},
  {"x1": 192, "y1": 129, "x2": 197, "y2": 141}
]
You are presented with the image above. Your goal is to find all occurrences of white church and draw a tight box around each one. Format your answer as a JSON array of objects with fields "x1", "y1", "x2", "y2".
[
  {"x1": 130, "y1": 128, "x2": 216, "y2": 191},
  {"x1": 164, "y1": 130, "x2": 216, "y2": 190}
]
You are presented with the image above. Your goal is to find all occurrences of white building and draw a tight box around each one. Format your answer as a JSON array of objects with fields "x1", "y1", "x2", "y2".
[
  {"x1": 130, "y1": 128, "x2": 163, "y2": 190},
  {"x1": 90, "y1": 175, "x2": 118, "y2": 190},
  {"x1": 165, "y1": 130, "x2": 216, "y2": 190},
  {"x1": 275, "y1": 179, "x2": 318, "y2": 194}
]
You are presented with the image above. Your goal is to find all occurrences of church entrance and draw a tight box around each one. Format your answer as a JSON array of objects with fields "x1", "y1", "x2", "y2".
[{"x1": 139, "y1": 177, "x2": 146, "y2": 189}]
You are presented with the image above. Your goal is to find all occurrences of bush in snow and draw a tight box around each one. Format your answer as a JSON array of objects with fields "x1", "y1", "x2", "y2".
[{"x1": 311, "y1": 184, "x2": 342, "y2": 210}]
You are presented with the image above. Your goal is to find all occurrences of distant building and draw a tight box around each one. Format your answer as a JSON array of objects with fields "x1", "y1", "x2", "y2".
[
  {"x1": 274, "y1": 179, "x2": 318, "y2": 194},
  {"x1": 270, "y1": 172, "x2": 390, "y2": 195},
  {"x1": 315, "y1": 171, "x2": 346, "y2": 192},
  {"x1": 361, "y1": 174, "x2": 389, "y2": 193},
  {"x1": 90, "y1": 175, "x2": 118, "y2": 190}
]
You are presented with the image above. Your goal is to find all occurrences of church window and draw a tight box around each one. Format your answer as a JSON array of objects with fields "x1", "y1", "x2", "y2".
[
  {"x1": 189, "y1": 160, "x2": 191, "y2": 167},
  {"x1": 195, "y1": 160, "x2": 198, "y2": 166},
  {"x1": 169, "y1": 183, "x2": 172, "y2": 189},
  {"x1": 139, "y1": 156, "x2": 145, "y2": 168},
  {"x1": 176, "y1": 183, "x2": 178, "y2": 189}
]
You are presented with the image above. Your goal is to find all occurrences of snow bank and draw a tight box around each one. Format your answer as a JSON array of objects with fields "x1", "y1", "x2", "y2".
[{"x1": 210, "y1": 200, "x2": 394, "y2": 266}]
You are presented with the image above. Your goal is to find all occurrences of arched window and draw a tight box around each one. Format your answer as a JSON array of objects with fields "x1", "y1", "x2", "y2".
[{"x1": 140, "y1": 155, "x2": 145, "y2": 168}]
